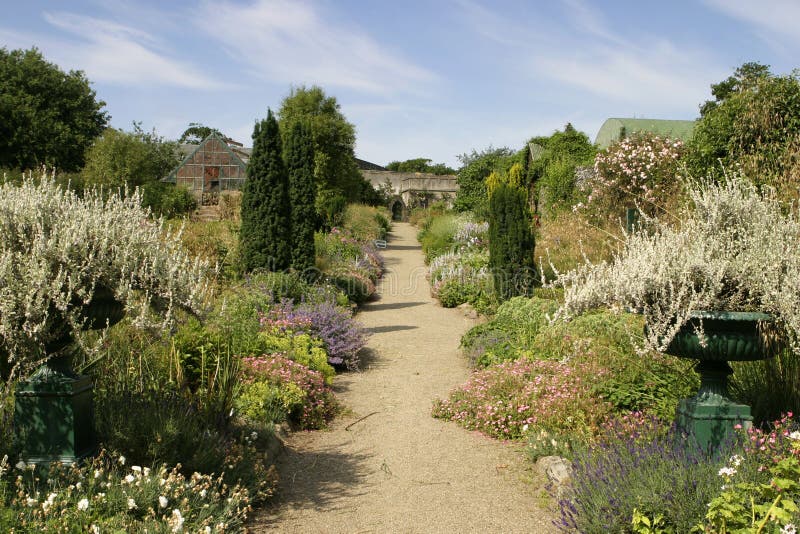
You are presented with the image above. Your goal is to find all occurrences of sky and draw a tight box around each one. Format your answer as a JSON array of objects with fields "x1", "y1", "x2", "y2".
[{"x1": 2, "y1": 0, "x2": 800, "y2": 169}]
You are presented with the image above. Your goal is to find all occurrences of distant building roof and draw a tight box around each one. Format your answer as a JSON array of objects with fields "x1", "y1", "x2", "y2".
[
  {"x1": 595, "y1": 118, "x2": 697, "y2": 149},
  {"x1": 355, "y1": 158, "x2": 387, "y2": 171}
]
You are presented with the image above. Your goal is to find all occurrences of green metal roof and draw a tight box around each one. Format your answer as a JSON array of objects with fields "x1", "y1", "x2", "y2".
[{"x1": 595, "y1": 118, "x2": 697, "y2": 149}]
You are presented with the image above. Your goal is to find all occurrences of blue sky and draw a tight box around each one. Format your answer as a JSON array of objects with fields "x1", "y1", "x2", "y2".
[{"x1": 2, "y1": 0, "x2": 799, "y2": 168}]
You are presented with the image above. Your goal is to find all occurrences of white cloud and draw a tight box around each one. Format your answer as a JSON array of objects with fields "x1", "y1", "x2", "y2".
[
  {"x1": 456, "y1": 0, "x2": 722, "y2": 116},
  {"x1": 703, "y1": 0, "x2": 800, "y2": 44},
  {"x1": 193, "y1": 0, "x2": 439, "y2": 95},
  {"x1": 36, "y1": 11, "x2": 228, "y2": 90}
]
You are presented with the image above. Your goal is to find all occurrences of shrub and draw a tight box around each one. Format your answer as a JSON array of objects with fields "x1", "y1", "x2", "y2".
[
  {"x1": 2, "y1": 449, "x2": 267, "y2": 531},
  {"x1": 241, "y1": 355, "x2": 338, "y2": 429},
  {"x1": 579, "y1": 133, "x2": 685, "y2": 221},
  {"x1": 256, "y1": 329, "x2": 334, "y2": 384},
  {"x1": 0, "y1": 173, "x2": 210, "y2": 376},
  {"x1": 343, "y1": 204, "x2": 391, "y2": 241},
  {"x1": 489, "y1": 182, "x2": 536, "y2": 299},
  {"x1": 730, "y1": 349, "x2": 800, "y2": 425},
  {"x1": 432, "y1": 358, "x2": 612, "y2": 440},
  {"x1": 418, "y1": 213, "x2": 459, "y2": 262},
  {"x1": 559, "y1": 423, "x2": 729, "y2": 533},
  {"x1": 140, "y1": 182, "x2": 196, "y2": 218}
]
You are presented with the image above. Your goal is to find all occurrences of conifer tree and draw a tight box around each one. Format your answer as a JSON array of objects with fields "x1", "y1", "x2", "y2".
[
  {"x1": 489, "y1": 182, "x2": 536, "y2": 300},
  {"x1": 240, "y1": 109, "x2": 291, "y2": 272},
  {"x1": 284, "y1": 120, "x2": 317, "y2": 277}
]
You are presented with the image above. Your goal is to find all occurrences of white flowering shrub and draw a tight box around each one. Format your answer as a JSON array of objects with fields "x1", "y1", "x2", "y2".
[
  {"x1": 0, "y1": 172, "x2": 211, "y2": 374},
  {"x1": 554, "y1": 174, "x2": 800, "y2": 354},
  {"x1": 577, "y1": 133, "x2": 684, "y2": 220}
]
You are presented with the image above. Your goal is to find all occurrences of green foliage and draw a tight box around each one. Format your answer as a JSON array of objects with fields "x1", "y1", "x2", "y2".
[
  {"x1": 386, "y1": 157, "x2": 456, "y2": 174},
  {"x1": 417, "y1": 213, "x2": 459, "y2": 262},
  {"x1": 234, "y1": 380, "x2": 287, "y2": 425},
  {"x1": 489, "y1": 183, "x2": 536, "y2": 300},
  {"x1": 454, "y1": 146, "x2": 515, "y2": 215},
  {"x1": 687, "y1": 64, "x2": 800, "y2": 202},
  {"x1": 178, "y1": 122, "x2": 222, "y2": 144},
  {"x1": 240, "y1": 109, "x2": 291, "y2": 272},
  {"x1": 0, "y1": 47, "x2": 108, "y2": 171},
  {"x1": 316, "y1": 189, "x2": 346, "y2": 230},
  {"x1": 528, "y1": 123, "x2": 597, "y2": 213},
  {"x1": 285, "y1": 119, "x2": 317, "y2": 276},
  {"x1": 139, "y1": 181, "x2": 196, "y2": 218},
  {"x1": 277, "y1": 85, "x2": 364, "y2": 201},
  {"x1": 730, "y1": 349, "x2": 800, "y2": 425},
  {"x1": 81, "y1": 123, "x2": 180, "y2": 189},
  {"x1": 256, "y1": 331, "x2": 335, "y2": 384},
  {"x1": 343, "y1": 204, "x2": 390, "y2": 241}
]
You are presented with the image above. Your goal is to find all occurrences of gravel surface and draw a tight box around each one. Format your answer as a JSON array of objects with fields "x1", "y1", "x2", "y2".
[{"x1": 251, "y1": 222, "x2": 558, "y2": 533}]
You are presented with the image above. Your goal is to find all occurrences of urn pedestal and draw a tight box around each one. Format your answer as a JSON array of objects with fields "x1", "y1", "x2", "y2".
[
  {"x1": 665, "y1": 311, "x2": 780, "y2": 451},
  {"x1": 14, "y1": 288, "x2": 124, "y2": 464}
]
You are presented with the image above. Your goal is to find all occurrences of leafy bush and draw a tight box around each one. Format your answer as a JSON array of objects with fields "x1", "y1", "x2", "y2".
[
  {"x1": 256, "y1": 329, "x2": 334, "y2": 384},
  {"x1": 429, "y1": 249, "x2": 492, "y2": 308},
  {"x1": 578, "y1": 133, "x2": 685, "y2": 221},
  {"x1": 140, "y1": 182, "x2": 196, "y2": 218},
  {"x1": 343, "y1": 204, "x2": 391, "y2": 241},
  {"x1": 418, "y1": 213, "x2": 459, "y2": 262},
  {"x1": 432, "y1": 358, "x2": 612, "y2": 440},
  {"x1": 241, "y1": 355, "x2": 338, "y2": 429}
]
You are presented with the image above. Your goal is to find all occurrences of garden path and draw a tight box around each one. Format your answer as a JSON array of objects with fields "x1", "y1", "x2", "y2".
[{"x1": 252, "y1": 222, "x2": 557, "y2": 533}]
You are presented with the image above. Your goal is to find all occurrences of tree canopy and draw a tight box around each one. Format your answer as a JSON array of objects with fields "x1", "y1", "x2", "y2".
[
  {"x1": 277, "y1": 86, "x2": 367, "y2": 202},
  {"x1": 81, "y1": 123, "x2": 180, "y2": 188},
  {"x1": 686, "y1": 63, "x2": 800, "y2": 198},
  {"x1": 453, "y1": 146, "x2": 516, "y2": 215},
  {"x1": 386, "y1": 158, "x2": 456, "y2": 175},
  {"x1": 179, "y1": 123, "x2": 222, "y2": 144},
  {"x1": 0, "y1": 47, "x2": 108, "y2": 171}
]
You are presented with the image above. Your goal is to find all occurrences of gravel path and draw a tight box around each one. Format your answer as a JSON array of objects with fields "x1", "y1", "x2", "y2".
[{"x1": 252, "y1": 222, "x2": 557, "y2": 533}]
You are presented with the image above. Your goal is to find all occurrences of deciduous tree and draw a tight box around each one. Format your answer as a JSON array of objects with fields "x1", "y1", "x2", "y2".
[{"x1": 0, "y1": 47, "x2": 108, "y2": 171}]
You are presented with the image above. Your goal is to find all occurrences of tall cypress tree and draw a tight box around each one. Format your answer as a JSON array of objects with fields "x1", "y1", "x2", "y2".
[
  {"x1": 240, "y1": 109, "x2": 291, "y2": 272},
  {"x1": 284, "y1": 120, "x2": 317, "y2": 278},
  {"x1": 489, "y1": 182, "x2": 536, "y2": 300}
]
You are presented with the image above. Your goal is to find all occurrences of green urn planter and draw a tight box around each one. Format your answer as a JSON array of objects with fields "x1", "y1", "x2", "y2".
[
  {"x1": 664, "y1": 311, "x2": 782, "y2": 451},
  {"x1": 14, "y1": 288, "x2": 125, "y2": 464}
]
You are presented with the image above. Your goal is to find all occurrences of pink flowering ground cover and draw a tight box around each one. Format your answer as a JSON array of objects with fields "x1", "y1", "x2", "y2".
[{"x1": 432, "y1": 359, "x2": 613, "y2": 440}]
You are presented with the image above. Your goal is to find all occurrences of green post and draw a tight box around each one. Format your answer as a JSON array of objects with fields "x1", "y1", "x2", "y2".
[
  {"x1": 626, "y1": 207, "x2": 639, "y2": 233},
  {"x1": 675, "y1": 360, "x2": 752, "y2": 452},
  {"x1": 14, "y1": 360, "x2": 96, "y2": 464}
]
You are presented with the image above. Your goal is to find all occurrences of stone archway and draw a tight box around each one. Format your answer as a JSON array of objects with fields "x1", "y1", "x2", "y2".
[{"x1": 390, "y1": 198, "x2": 405, "y2": 221}]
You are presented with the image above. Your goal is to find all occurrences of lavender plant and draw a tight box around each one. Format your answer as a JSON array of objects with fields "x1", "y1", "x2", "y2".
[
  {"x1": 553, "y1": 174, "x2": 800, "y2": 355},
  {"x1": 0, "y1": 172, "x2": 211, "y2": 376}
]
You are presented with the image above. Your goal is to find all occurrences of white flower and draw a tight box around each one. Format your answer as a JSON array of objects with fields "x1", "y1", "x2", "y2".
[
  {"x1": 789, "y1": 431, "x2": 800, "y2": 441},
  {"x1": 159, "y1": 495, "x2": 168, "y2": 508},
  {"x1": 170, "y1": 509, "x2": 184, "y2": 533},
  {"x1": 522, "y1": 424, "x2": 529, "y2": 432},
  {"x1": 729, "y1": 455, "x2": 743, "y2": 467},
  {"x1": 90, "y1": 525, "x2": 100, "y2": 534},
  {"x1": 75, "y1": 482, "x2": 81, "y2": 489},
  {"x1": 131, "y1": 465, "x2": 142, "y2": 473},
  {"x1": 94, "y1": 469, "x2": 102, "y2": 478},
  {"x1": 127, "y1": 498, "x2": 137, "y2": 510},
  {"x1": 25, "y1": 497, "x2": 36, "y2": 507},
  {"x1": 204, "y1": 527, "x2": 211, "y2": 534},
  {"x1": 77, "y1": 498, "x2": 89, "y2": 511},
  {"x1": 718, "y1": 466, "x2": 737, "y2": 477},
  {"x1": 143, "y1": 467, "x2": 151, "y2": 477},
  {"x1": 15, "y1": 461, "x2": 26, "y2": 470},
  {"x1": 118, "y1": 455, "x2": 126, "y2": 466},
  {"x1": 124, "y1": 474, "x2": 135, "y2": 484},
  {"x1": 250, "y1": 431, "x2": 258, "y2": 441},
  {"x1": 199, "y1": 489, "x2": 207, "y2": 498},
  {"x1": 782, "y1": 524, "x2": 797, "y2": 534}
]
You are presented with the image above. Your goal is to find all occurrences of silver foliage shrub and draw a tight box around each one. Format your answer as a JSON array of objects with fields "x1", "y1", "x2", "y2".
[
  {"x1": 0, "y1": 171, "x2": 211, "y2": 374},
  {"x1": 553, "y1": 174, "x2": 800, "y2": 354}
]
